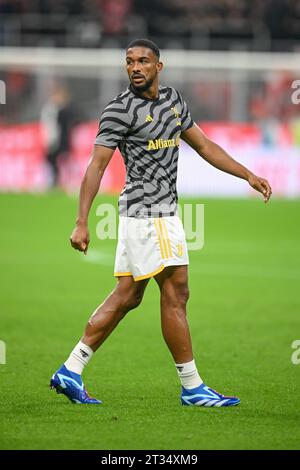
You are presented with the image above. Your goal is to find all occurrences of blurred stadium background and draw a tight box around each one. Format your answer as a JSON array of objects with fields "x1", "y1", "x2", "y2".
[
  {"x1": 0, "y1": 0, "x2": 300, "y2": 195},
  {"x1": 1, "y1": 0, "x2": 300, "y2": 451}
]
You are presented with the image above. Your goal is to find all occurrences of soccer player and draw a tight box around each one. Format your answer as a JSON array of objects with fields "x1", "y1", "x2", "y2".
[{"x1": 50, "y1": 39, "x2": 272, "y2": 406}]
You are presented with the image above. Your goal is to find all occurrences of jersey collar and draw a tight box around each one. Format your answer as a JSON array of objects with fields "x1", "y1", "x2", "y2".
[{"x1": 129, "y1": 84, "x2": 160, "y2": 102}]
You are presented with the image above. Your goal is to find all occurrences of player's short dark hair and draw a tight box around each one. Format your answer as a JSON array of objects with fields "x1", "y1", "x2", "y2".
[{"x1": 126, "y1": 39, "x2": 160, "y2": 60}]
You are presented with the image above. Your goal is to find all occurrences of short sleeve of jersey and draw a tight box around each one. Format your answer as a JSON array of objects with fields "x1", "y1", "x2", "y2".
[
  {"x1": 177, "y1": 92, "x2": 194, "y2": 132},
  {"x1": 95, "y1": 100, "x2": 130, "y2": 149}
]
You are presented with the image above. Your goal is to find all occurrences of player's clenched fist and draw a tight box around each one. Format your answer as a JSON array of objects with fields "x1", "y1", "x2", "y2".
[{"x1": 70, "y1": 223, "x2": 90, "y2": 254}]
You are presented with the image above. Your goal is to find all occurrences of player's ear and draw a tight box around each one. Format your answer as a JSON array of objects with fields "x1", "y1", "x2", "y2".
[{"x1": 157, "y1": 61, "x2": 163, "y2": 73}]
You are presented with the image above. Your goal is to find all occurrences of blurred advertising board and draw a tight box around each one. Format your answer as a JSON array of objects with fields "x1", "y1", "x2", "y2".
[{"x1": 0, "y1": 120, "x2": 299, "y2": 197}]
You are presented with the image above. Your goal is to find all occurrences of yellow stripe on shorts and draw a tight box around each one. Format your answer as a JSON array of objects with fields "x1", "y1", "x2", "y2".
[
  {"x1": 154, "y1": 219, "x2": 166, "y2": 259},
  {"x1": 158, "y1": 218, "x2": 169, "y2": 260},
  {"x1": 161, "y1": 219, "x2": 173, "y2": 258}
]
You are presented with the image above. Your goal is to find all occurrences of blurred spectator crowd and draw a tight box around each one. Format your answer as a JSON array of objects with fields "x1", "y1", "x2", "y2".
[
  {"x1": 0, "y1": 0, "x2": 300, "y2": 51},
  {"x1": 0, "y1": 0, "x2": 299, "y2": 127}
]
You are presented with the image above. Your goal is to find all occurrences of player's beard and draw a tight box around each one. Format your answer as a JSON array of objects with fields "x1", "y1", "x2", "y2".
[{"x1": 130, "y1": 76, "x2": 155, "y2": 93}]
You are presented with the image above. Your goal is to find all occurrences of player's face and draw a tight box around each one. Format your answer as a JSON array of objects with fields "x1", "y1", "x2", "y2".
[{"x1": 126, "y1": 47, "x2": 163, "y2": 92}]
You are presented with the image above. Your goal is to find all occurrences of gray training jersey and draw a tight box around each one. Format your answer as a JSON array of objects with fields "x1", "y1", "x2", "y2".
[{"x1": 95, "y1": 84, "x2": 194, "y2": 218}]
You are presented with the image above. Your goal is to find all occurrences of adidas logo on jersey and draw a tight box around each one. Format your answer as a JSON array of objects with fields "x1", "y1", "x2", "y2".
[{"x1": 145, "y1": 115, "x2": 153, "y2": 122}]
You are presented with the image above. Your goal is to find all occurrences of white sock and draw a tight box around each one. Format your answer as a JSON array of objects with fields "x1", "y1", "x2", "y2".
[
  {"x1": 64, "y1": 340, "x2": 94, "y2": 375},
  {"x1": 175, "y1": 359, "x2": 203, "y2": 389}
]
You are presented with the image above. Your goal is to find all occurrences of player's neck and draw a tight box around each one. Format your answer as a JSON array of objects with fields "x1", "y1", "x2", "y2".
[
  {"x1": 141, "y1": 84, "x2": 159, "y2": 100},
  {"x1": 130, "y1": 82, "x2": 159, "y2": 101}
]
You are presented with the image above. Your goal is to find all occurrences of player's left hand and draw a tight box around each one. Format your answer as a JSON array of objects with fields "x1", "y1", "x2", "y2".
[{"x1": 248, "y1": 174, "x2": 272, "y2": 203}]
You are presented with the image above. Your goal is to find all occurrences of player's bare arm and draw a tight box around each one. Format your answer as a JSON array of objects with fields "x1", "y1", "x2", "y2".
[
  {"x1": 70, "y1": 144, "x2": 114, "y2": 254},
  {"x1": 181, "y1": 124, "x2": 272, "y2": 203}
]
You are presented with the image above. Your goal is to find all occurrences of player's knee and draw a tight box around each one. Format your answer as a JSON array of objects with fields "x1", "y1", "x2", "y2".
[
  {"x1": 162, "y1": 282, "x2": 189, "y2": 307},
  {"x1": 174, "y1": 283, "x2": 189, "y2": 307},
  {"x1": 122, "y1": 289, "x2": 144, "y2": 311},
  {"x1": 180, "y1": 285, "x2": 190, "y2": 305}
]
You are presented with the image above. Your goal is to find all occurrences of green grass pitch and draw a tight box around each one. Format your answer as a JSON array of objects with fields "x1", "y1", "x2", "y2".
[{"x1": 0, "y1": 192, "x2": 300, "y2": 450}]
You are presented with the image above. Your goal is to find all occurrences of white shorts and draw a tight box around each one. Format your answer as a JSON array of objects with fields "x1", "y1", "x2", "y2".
[{"x1": 114, "y1": 216, "x2": 189, "y2": 281}]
